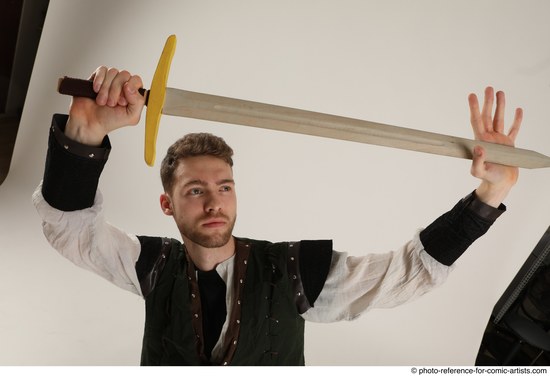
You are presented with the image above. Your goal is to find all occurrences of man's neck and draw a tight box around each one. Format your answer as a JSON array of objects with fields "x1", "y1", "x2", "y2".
[{"x1": 183, "y1": 236, "x2": 236, "y2": 272}]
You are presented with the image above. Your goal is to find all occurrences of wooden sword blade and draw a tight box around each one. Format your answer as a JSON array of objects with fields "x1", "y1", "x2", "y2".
[{"x1": 162, "y1": 87, "x2": 550, "y2": 169}]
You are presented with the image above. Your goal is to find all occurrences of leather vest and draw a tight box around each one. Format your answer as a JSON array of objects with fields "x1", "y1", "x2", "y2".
[{"x1": 140, "y1": 237, "x2": 309, "y2": 366}]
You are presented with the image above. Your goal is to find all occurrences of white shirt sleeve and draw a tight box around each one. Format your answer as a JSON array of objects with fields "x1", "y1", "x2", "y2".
[
  {"x1": 32, "y1": 182, "x2": 144, "y2": 297},
  {"x1": 301, "y1": 231, "x2": 453, "y2": 322}
]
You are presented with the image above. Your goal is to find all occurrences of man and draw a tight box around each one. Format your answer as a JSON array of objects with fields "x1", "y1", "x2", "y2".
[{"x1": 33, "y1": 66, "x2": 523, "y2": 365}]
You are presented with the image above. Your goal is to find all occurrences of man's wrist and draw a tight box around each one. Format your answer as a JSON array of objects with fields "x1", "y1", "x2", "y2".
[
  {"x1": 463, "y1": 190, "x2": 506, "y2": 222},
  {"x1": 475, "y1": 181, "x2": 513, "y2": 209},
  {"x1": 52, "y1": 114, "x2": 111, "y2": 160},
  {"x1": 65, "y1": 115, "x2": 107, "y2": 146}
]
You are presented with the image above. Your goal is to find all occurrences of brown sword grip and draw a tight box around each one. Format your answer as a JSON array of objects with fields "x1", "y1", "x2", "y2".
[{"x1": 57, "y1": 76, "x2": 148, "y2": 103}]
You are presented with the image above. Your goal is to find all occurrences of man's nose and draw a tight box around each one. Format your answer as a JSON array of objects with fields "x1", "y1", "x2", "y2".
[{"x1": 205, "y1": 193, "x2": 222, "y2": 213}]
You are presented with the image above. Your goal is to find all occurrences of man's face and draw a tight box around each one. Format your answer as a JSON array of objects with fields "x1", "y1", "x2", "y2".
[{"x1": 161, "y1": 155, "x2": 237, "y2": 249}]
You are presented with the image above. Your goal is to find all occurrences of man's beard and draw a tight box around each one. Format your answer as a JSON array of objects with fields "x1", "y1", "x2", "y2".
[{"x1": 180, "y1": 214, "x2": 236, "y2": 249}]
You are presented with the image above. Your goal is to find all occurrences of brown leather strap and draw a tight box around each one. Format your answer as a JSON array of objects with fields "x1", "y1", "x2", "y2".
[
  {"x1": 220, "y1": 240, "x2": 250, "y2": 365},
  {"x1": 183, "y1": 248, "x2": 207, "y2": 364}
]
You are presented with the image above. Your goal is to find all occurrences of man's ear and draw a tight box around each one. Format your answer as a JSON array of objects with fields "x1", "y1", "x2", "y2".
[{"x1": 160, "y1": 193, "x2": 173, "y2": 216}]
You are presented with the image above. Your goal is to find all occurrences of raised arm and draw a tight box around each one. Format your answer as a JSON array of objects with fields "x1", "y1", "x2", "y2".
[
  {"x1": 302, "y1": 87, "x2": 523, "y2": 322},
  {"x1": 33, "y1": 67, "x2": 149, "y2": 296}
]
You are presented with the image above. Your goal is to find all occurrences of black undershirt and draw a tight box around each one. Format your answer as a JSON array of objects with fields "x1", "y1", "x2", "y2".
[{"x1": 197, "y1": 269, "x2": 227, "y2": 360}]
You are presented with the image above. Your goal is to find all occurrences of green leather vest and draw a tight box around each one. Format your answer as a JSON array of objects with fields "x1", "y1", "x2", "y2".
[{"x1": 140, "y1": 237, "x2": 307, "y2": 366}]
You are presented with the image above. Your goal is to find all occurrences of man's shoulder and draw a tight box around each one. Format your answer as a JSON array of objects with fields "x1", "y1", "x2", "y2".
[
  {"x1": 136, "y1": 236, "x2": 182, "y2": 275},
  {"x1": 137, "y1": 235, "x2": 182, "y2": 250}
]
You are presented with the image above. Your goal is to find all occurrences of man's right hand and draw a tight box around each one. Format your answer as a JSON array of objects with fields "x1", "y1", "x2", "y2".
[{"x1": 65, "y1": 66, "x2": 146, "y2": 146}]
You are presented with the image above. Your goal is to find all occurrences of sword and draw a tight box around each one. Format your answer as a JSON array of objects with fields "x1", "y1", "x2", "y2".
[{"x1": 57, "y1": 35, "x2": 550, "y2": 169}]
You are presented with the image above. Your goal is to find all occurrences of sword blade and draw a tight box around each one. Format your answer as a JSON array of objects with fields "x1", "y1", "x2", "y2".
[{"x1": 163, "y1": 87, "x2": 550, "y2": 169}]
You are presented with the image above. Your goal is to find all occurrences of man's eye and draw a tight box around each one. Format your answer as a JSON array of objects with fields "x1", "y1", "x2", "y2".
[
  {"x1": 220, "y1": 186, "x2": 232, "y2": 192},
  {"x1": 189, "y1": 188, "x2": 202, "y2": 195}
]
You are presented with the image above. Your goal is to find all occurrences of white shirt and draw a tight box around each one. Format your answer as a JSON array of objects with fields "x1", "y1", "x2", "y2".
[{"x1": 33, "y1": 182, "x2": 452, "y2": 359}]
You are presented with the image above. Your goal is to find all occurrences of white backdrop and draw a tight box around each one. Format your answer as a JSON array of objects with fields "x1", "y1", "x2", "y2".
[{"x1": 0, "y1": 0, "x2": 549, "y2": 366}]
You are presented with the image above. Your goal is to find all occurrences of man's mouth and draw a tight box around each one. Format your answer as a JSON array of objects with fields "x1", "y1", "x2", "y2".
[
  {"x1": 203, "y1": 221, "x2": 225, "y2": 228},
  {"x1": 201, "y1": 217, "x2": 228, "y2": 228}
]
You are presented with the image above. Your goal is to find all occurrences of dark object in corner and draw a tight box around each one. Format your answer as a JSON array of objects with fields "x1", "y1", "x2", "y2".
[
  {"x1": 0, "y1": 0, "x2": 50, "y2": 185},
  {"x1": 476, "y1": 226, "x2": 550, "y2": 366}
]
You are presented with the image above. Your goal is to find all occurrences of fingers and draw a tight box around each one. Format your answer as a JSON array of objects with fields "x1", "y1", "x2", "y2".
[
  {"x1": 89, "y1": 66, "x2": 107, "y2": 92},
  {"x1": 469, "y1": 86, "x2": 523, "y2": 143},
  {"x1": 481, "y1": 86, "x2": 494, "y2": 133},
  {"x1": 468, "y1": 92, "x2": 483, "y2": 139},
  {"x1": 508, "y1": 107, "x2": 523, "y2": 143},
  {"x1": 123, "y1": 75, "x2": 146, "y2": 120},
  {"x1": 493, "y1": 90, "x2": 505, "y2": 134},
  {"x1": 99, "y1": 68, "x2": 126, "y2": 106},
  {"x1": 470, "y1": 145, "x2": 486, "y2": 179},
  {"x1": 90, "y1": 66, "x2": 143, "y2": 108},
  {"x1": 123, "y1": 75, "x2": 144, "y2": 105}
]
